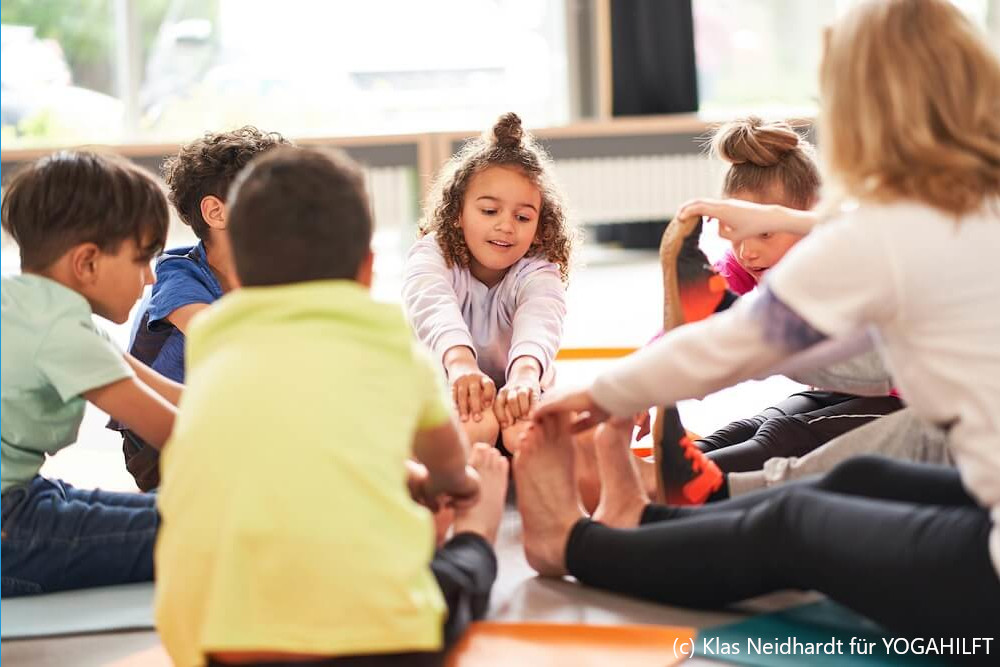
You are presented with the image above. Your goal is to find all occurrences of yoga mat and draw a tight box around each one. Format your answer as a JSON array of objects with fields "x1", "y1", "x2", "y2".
[
  {"x1": 695, "y1": 600, "x2": 951, "y2": 666},
  {"x1": 446, "y1": 621, "x2": 696, "y2": 667},
  {"x1": 1, "y1": 582, "x2": 154, "y2": 639}
]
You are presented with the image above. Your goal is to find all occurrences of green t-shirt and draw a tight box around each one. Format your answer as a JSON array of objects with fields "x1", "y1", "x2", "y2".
[{"x1": 1, "y1": 274, "x2": 132, "y2": 492}]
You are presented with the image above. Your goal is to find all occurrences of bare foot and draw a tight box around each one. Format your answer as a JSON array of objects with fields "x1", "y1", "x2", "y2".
[
  {"x1": 591, "y1": 417, "x2": 648, "y2": 528},
  {"x1": 573, "y1": 428, "x2": 602, "y2": 513},
  {"x1": 500, "y1": 419, "x2": 531, "y2": 454},
  {"x1": 452, "y1": 443, "x2": 509, "y2": 545},
  {"x1": 513, "y1": 414, "x2": 585, "y2": 577}
]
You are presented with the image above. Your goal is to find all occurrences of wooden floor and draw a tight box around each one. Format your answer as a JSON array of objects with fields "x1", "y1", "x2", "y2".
[{"x1": 1, "y1": 506, "x2": 818, "y2": 667}]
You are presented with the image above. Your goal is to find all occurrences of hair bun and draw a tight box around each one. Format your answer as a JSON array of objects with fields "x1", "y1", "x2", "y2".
[
  {"x1": 713, "y1": 116, "x2": 800, "y2": 167},
  {"x1": 492, "y1": 112, "x2": 524, "y2": 150}
]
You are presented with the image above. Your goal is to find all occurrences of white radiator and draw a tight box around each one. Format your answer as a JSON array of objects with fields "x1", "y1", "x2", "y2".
[
  {"x1": 554, "y1": 154, "x2": 725, "y2": 225},
  {"x1": 360, "y1": 155, "x2": 724, "y2": 231}
]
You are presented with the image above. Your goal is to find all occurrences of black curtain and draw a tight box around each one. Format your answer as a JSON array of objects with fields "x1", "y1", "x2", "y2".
[{"x1": 611, "y1": 0, "x2": 698, "y2": 115}]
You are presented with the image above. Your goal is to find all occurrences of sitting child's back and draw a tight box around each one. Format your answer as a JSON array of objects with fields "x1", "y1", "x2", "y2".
[{"x1": 156, "y1": 147, "x2": 477, "y2": 665}]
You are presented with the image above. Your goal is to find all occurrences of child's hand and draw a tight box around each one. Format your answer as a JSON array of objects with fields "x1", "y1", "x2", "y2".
[
  {"x1": 405, "y1": 460, "x2": 441, "y2": 511},
  {"x1": 450, "y1": 369, "x2": 496, "y2": 423},
  {"x1": 497, "y1": 355, "x2": 542, "y2": 428},
  {"x1": 437, "y1": 465, "x2": 481, "y2": 511},
  {"x1": 495, "y1": 377, "x2": 541, "y2": 428},
  {"x1": 444, "y1": 347, "x2": 496, "y2": 423}
]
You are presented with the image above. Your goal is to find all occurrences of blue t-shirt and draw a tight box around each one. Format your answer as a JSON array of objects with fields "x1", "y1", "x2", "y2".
[
  {"x1": 108, "y1": 244, "x2": 221, "y2": 438},
  {"x1": 129, "y1": 243, "x2": 223, "y2": 384}
]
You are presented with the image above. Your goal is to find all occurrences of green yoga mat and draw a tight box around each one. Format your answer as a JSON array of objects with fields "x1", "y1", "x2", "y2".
[
  {"x1": 1, "y1": 582, "x2": 154, "y2": 639},
  {"x1": 694, "y1": 601, "x2": 958, "y2": 666}
]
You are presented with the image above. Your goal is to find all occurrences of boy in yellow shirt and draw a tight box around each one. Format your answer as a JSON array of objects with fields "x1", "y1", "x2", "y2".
[{"x1": 155, "y1": 146, "x2": 507, "y2": 666}]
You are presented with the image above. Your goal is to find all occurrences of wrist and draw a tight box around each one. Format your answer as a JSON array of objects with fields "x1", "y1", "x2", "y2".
[
  {"x1": 508, "y1": 355, "x2": 542, "y2": 382},
  {"x1": 443, "y1": 346, "x2": 477, "y2": 376}
]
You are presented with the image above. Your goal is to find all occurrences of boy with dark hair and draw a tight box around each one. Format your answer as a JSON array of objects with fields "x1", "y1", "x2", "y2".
[
  {"x1": 1, "y1": 151, "x2": 182, "y2": 596},
  {"x1": 155, "y1": 147, "x2": 506, "y2": 666},
  {"x1": 110, "y1": 126, "x2": 288, "y2": 490}
]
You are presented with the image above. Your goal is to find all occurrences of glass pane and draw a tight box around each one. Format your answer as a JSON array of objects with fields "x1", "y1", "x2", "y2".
[
  {"x1": 693, "y1": 0, "x2": 995, "y2": 116},
  {"x1": 1, "y1": 0, "x2": 123, "y2": 148}
]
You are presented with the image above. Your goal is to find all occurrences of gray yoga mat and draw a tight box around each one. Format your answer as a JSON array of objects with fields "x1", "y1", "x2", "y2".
[{"x1": 1, "y1": 582, "x2": 154, "y2": 639}]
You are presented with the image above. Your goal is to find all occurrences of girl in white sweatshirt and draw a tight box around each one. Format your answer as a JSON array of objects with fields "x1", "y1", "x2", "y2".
[{"x1": 403, "y1": 112, "x2": 574, "y2": 455}]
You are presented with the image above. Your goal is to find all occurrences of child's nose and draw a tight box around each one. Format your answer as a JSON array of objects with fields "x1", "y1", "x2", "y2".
[
  {"x1": 145, "y1": 264, "x2": 156, "y2": 286},
  {"x1": 739, "y1": 241, "x2": 759, "y2": 261}
]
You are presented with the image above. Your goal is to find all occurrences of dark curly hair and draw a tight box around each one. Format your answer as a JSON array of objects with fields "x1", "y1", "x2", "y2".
[
  {"x1": 419, "y1": 112, "x2": 574, "y2": 282},
  {"x1": 162, "y1": 126, "x2": 289, "y2": 241}
]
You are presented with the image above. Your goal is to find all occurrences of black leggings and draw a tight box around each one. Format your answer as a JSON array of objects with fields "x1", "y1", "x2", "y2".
[
  {"x1": 566, "y1": 457, "x2": 1000, "y2": 640},
  {"x1": 207, "y1": 532, "x2": 496, "y2": 667},
  {"x1": 697, "y1": 391, "x2": 904, "y2": 473}
]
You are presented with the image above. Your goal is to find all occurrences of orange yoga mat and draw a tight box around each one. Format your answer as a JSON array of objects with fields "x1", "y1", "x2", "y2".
[
  {"x1": 108, "y1": 622, "x2": 696, "y2": 666},
  {"x1": 446, "y1": 621, "x2": 697, "y2": 667}
]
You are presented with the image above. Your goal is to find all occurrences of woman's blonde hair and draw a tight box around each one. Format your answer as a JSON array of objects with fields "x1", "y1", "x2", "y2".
[
  {"x1": 819, "y1": 0, "x2": 1000, "y2": 216},
  {"x1": 419, "y1": 112, "x2": 574, "y2": 282},
  {"x1": 712, "y1": 116, "x2": 821, "y2": 209}
]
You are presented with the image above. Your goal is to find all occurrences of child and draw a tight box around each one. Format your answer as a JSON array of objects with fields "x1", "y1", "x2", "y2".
[
  {"x1": 520, "y1": 0, "x2": 1000, "y2": 639},
  {"x1": 661, "y1": 118, "x2": 903, "y2": 497},
  {"x1": 1, "y1": 151, "x2": 181, "y2": 596},
  {"x1": 403, "y1": 112, "x2": 574, "y2": 455},
  {"x1": 109, "y1": 126, "x2": 288, "y2": 491},
  {"x1": 155, "y1": 146, "x2": 508, "y2": 666}
]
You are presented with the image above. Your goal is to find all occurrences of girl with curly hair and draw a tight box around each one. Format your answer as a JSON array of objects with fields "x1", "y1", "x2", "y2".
[{"x1": 403, "y1": 112, "x2": 574, "y2": 456}]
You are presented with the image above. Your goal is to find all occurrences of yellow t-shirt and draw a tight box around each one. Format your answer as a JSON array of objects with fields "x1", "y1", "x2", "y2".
[{"x1": 155, "y1": 281, "x2": 452, "y2": 667}]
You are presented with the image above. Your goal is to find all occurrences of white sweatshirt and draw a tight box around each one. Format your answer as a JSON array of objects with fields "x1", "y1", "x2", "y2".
[
  {"x1": 402, "y1": 234, "x2": 566, "y2": 389},
  {"x1": 591, "y1": 201, "x2": 1000, "y2": 578}
]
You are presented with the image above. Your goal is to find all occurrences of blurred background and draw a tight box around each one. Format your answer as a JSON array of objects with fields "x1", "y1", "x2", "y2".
[{"x1": 1, "y1": 0, "x2": 998, "y2": 489}]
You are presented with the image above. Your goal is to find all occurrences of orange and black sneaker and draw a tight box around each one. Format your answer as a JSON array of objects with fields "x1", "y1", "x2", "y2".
[
  {"x1": 651, "y1": 215, "x2": 731, "y2": 504},
  {"x1": 656, "y1": 405, "x2": 723, "y2": 505}
]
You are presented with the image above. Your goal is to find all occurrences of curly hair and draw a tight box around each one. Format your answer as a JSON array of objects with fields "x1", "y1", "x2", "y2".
[
  {"x1": 419, "y1": 112, "x2": 574, "y2": 282},
  {"x1": 162, "y1": 126, "x2": 289, "y2": 241}
]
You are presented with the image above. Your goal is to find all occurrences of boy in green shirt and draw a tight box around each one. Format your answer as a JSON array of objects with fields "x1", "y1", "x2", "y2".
[
  {"x1": 156, "y1": 146, "x2": 507, "y2": 666},
  {"x1": 1, "y1": 151, "x2": 182, "y2": 596}
]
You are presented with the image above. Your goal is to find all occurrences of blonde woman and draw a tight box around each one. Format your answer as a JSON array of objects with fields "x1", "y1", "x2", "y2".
[{"x1": 517, "y1": 0, "x2": 1000, "y2": 638}]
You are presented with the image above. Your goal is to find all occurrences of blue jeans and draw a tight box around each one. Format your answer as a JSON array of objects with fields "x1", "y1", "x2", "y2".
[{"x1": 1, "y1": 476, "x2": 157, "y2": 597}]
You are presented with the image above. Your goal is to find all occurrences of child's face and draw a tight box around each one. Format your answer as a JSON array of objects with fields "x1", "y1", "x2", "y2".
[
  {"x1": 727, "y1": 187, "x2": 805, "y2": 283},
  {"x1": 87, "y1": 237, "x2": 156, "y2": 324},
  {"x1": 458, "y1": 165, "x2": 541, "y2": 287}
]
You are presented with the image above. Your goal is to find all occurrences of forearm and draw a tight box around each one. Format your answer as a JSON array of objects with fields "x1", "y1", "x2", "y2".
[
  {"x1": 413, "y1": 418, "x2": 471, "y2": 485},
  {"x1": 769, "y1": 205, "x2": 820, "y2": 236},
  {"x1": 403, "y1": 239, "x2": 475, "y2": 362},
  {"x1": 443, "y1": 345, "x2": 478, "y2": 377},
  {"x1": 592, "y1": 291, "x2": 826, "y2": 416},
  {"x1": 85, "y1": 377, "x2": 177, "y2": 449},
  {"x1": 509, "y1": 270, "x2": 566, "y2": 382},
  {"x1": 125, "y1": 354, "x2": 183, "y2": 405},
  {"x1": 508, "y1": 355, "x2": 542, "y2": 382}
]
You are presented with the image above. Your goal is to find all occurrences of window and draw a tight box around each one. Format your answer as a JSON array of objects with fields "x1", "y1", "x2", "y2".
[
  {"x1": 2, "y1": 0, "x2": 569, "y2": 148},
  {"x1": 693, "y1": 0, "x2": 998, "y2": 116}
]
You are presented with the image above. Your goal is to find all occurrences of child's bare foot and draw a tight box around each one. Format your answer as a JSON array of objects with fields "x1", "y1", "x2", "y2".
[
  {"x1": 573, "y1": 428, "x2": 602, "y2": 513},
  {"x1": 452, "y1": 443, "x2": 509, "y2": 545},
  {"x1": 591, "y1": 417, "x2": 648, "y2": 528},
  {"x1": 513, "y1": 415, "x2": 584, "y2": 577}
]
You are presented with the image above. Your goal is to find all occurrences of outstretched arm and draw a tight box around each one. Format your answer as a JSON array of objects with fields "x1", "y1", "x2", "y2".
[
  {"x1": 124, "y1": 354, "x2": 183, "y2": 406},
  {"x1": 675, "y1": 198, "x2": 820, "y2": 241},
  {"x1": 85, "y1": 377, "x2": 176, "y2": 449}
]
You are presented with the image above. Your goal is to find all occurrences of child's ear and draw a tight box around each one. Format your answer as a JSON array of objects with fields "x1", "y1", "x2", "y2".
[
  {"x1": 355, "y1": 249, "x2": 375, "y2": 287},
  {"x1": 200, "y1": 195, "x2": 227, "y2": 231},
  {"x1": 69, "y1": 243, "x2": 102, "y2": 284}
]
